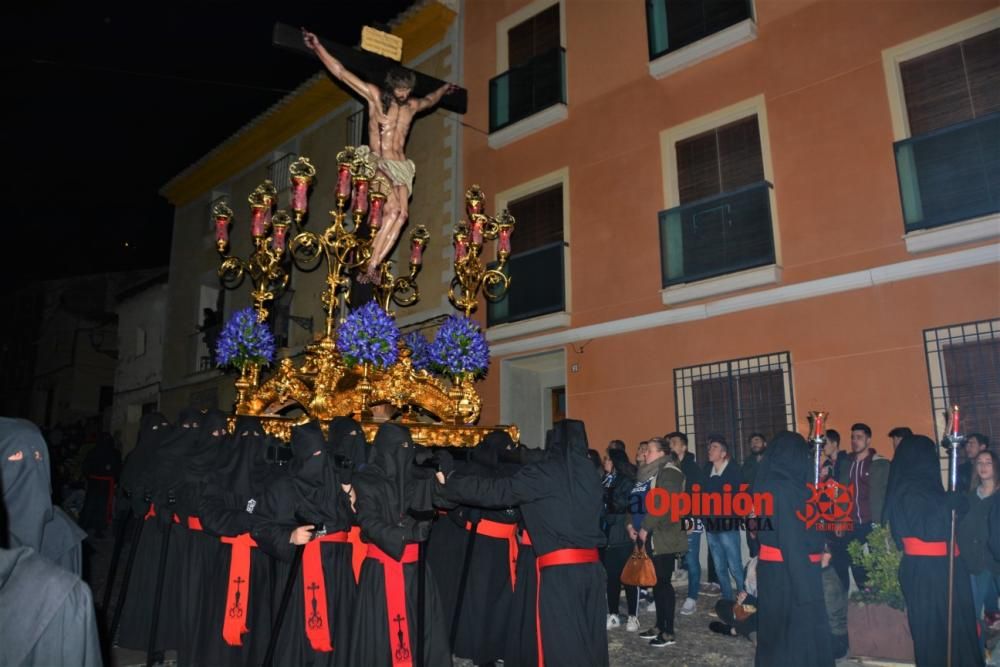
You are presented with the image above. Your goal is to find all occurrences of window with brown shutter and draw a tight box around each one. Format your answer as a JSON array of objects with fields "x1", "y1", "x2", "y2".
[
  {"x1": 676, "y1": 115, "x2": 764, "y2": 205},
  {"x1": 508, "y1": 3, "x2": 560, "y2": 69},
  {"x1": 487, "y1": 184, "x2": 565, "y2": 326},
  {"x1": 900, "y1": 27, "x2": 1000, "y2": 137},
  {"x1": 507, "y1": 184, "x2": 563, "y2": 254}
]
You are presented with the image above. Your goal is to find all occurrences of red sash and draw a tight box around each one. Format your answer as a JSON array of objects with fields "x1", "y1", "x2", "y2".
[
  {"x1": 188, "y1": 516, "x2": 203, "y2": 531},
  {"x1": 902, "y1": 537, "x2": 959, "y2": 557},
  {"x1": 534, "y1": 548, "x2": 599, "y2": 667},
  {"x1": 88, "y1": 475, "x2": 115, "y2": 524},
  {"x1": 144, "y1": 503, "x2": 156, "y2": 520},
  {"x1": 348, "y1": 525, "x2": 367, "y2": 584},
  {"x1": 758, "y1": 544, "x2": 823, "y2": 563},
  {"x1": 466, "y1": 519, "x2": 519, "y2": 590},
  {"x1": 219, "y1": 533, "x2": 259, "y2": 646},
  {"x1": 365, "y1": 542, "x2": 419, "y2": 667},
  {"x1": 302, "y1": 531, "x2": 350, "y2": 652},
  {"x1": 521, "y1": 529, "x2": 533, "y2": 547}
]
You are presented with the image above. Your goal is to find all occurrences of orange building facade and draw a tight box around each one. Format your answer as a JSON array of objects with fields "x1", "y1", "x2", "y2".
[{"x1": 460, "y1": 0, "x2": 1000, "y2": 463}]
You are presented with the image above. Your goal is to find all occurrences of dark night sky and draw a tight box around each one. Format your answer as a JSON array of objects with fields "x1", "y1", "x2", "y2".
[{"x1": 1, "y1": 2, "x2": 417, "y2": 284}]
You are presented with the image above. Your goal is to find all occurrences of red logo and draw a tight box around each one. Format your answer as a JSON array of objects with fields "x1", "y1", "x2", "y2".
[{"x1": 796, "y1": 481, "x2": 855, "y2": 531}]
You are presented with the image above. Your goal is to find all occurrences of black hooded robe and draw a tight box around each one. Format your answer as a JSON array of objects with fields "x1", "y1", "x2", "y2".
[
  {"x1": 117, "y1": 408, "x2": 203, "y2": 654},
  {"x1": 884, "y1": 435, "x2": 982, "y2": 667},
  {"x1": 0, "y1": 417, "x2": 87, "y2": 576},
  {"x1": 440, "y1": 419, "x2": 609, "y2": 667},
  {"x1": 194, "y1": 416, "x2": 285, "y2": 667},
  {"x1": 753, "y1": 432, "x2": 833, "y2": 667},
  {"x1": 79, "y1": 434, "x2": 122, "y2": 533},
  {"x1": 252, "y1": 421, "x2": 357, "y2": 667},
  {"x1": 347, "y1": 422, "x2": 452, "y2": 667},
  {"x1": 445, "y1": 432, "x2": 521, "y2": 664}
]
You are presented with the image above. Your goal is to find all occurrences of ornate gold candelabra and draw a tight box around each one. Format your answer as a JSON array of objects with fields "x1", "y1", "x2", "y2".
[
  {"x1": 215, "y1": 181, "x2": 289, "y2": 322},
  {"x1": 449, "y1": 185, "x2": 516, "y2": 316},
  {"x1": 211, "y1": 154, "x2": 519, "y2": 445},
  {"x1": 286, "y1": 148, "x2": 429, "y2": 336}
]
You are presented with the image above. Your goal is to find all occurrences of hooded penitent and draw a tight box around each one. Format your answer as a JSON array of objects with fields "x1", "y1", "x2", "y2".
[
  {"x1": 119, "y1": 412, "x2": 172, "y2": 516},
  {"x1": 0, "y1": 417, "x2": 86, "y2": 575},
  {"x1": 348, "y1": 421, "x2": 451, "y2": 667},
  {"x1": 327, "y1": 416, "x2": 369, "y2": 473},
  {"x1": 884, "y1": 435, "x2": 982, "y2": 667},
  {"x1": 439, "y1": 419, "x2": 609, "y2": 667},
  {"x1": 754, "y1": 431, "x2": 833, "y2": 667}
]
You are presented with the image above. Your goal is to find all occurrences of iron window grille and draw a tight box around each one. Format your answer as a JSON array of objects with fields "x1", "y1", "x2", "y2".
[
  {"x1": 266, "y1": 152, "x2": 297, "y2": 193},
  {"x1": 923, "y1": 318, "x2": 1000, "y2": 443},
  {"x1": 674, "y1": 351, "x2": 795, "y2": 464}
]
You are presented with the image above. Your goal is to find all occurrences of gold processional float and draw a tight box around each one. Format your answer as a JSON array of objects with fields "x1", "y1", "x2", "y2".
[{"x1": 211, "y1": 148, "x2": 519, "y2": 446}]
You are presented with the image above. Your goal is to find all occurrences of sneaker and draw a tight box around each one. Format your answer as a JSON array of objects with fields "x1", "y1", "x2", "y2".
[
  {"x1": 708, "y1": 610, "x2": 719, "y2": 618},
  {"x1": 626, "y1": 616, "x2": 640, "y2": 632},
  {"x1": 650, "y1": 632, "x2": 676, "y2": 647},
  {"x1": 646, "y1": 600, "x2": 656, "y2": 612},
  {"x1": 700, "y1": 582, "x2": 722, "y2": 596},
  {"x1": 606, "y1": 614, "x2": 620, "y2": 630},
  {"x1": 680, "y1": 597, "x2": 697, "y2": 615},
  {"x1": 638, "y1": 627, "x2": 660, "y2": 640}
]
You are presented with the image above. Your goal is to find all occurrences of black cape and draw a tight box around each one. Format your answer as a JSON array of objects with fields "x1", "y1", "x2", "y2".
[
  {"x1": 884, "y1": 435, "x2": 982, "y2": 667},
  {"x1": 0, "y1": 545, "x2": 102, "y2": 667},
  {"x1": 252, "y1": 420, "x2": 357, "y2": 667},
  {"x1": 0, "y1": 417, "x2": 86, "y2": 575},
  {"x1": 440, "y1": 419, "x2": 609, "y2": 667},
  {"x1": 753, "y1": 431, "x2": 833, "y2": 667},
  {"x1": 348, "y1": 422, "x2": 452, "y2": 667}
]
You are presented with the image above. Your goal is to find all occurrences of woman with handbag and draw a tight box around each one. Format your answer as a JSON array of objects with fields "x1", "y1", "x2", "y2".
[
  {"x1": 600, "y1": 448, "x2": 637, "y2": 630},
  {"x1": 632, "y1": 437, "x2": 687, "y2": 648}
]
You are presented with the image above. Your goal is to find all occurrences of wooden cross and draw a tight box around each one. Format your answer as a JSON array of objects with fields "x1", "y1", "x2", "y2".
[{"x1": 272, "y1": 23, "x2": 467, "y2": 115}]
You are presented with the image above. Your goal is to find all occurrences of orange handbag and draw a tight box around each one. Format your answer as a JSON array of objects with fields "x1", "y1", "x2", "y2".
[{"x1": 620, "y1": 543, "x2": 658, "y2": 587}]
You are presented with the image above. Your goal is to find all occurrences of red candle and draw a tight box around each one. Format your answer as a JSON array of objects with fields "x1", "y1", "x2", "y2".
[
  {"x1": 814, "y1": 415, "x2": 824, "y2": 441},
  {"x1": 410, "y1": 239, "x2": 424, "y2": 265},
  {"x1": 336, "y1": 164, "x2": 352, "y2": 199},
  {"x1": 263, "y1": 202, "x2": 273, "y2": 228},
  {"x1": 369, "y1": 196, "x2": 385, "y2": 230},
  {"x1": 251, "y1": 206, "x2": 266, "y2": 237},
  {"x1": 499, "y1": 227, "x2": 512, "y2": 255},
  {"x1": 951, "y1": 406, "x2": 961, "y2": 437},
  {"x1": 271, "y1": 225, "x2": 288, "y2": 252},
  {"x1": 353, "y1": 180, "x2": 369, "y2": 215},
  {"x1": 291, "y1": 178, "x2": 309, "y2": 216},
  {"x1": 470, "y1": 218, "x2": 483, "y2": 245},
  {"x1": 455, "y1": 238, "x2": 468, "y2": 262},
  {"x1": 215, "y1": 216, "x2": 229, "y2": 246}
]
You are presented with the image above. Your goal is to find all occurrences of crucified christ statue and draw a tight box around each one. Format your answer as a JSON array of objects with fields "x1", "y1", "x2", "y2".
[{"x1": 302, "y1": 28, "x2": 458, "y2": 283}]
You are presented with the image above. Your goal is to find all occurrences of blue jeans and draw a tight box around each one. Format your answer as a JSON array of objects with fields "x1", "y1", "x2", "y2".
[
  {"x1": 685, "y1": 530, "x2": 702, "y2": 600},
  {"x1": 971, "y1": 571, "x2": 1000, "y2": 650},
  {"x1": 705, "y1": 530, "x2": 744, "y2": 600}
]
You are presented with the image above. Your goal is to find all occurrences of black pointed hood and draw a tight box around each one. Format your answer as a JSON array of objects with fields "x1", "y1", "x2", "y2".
[
  {"x1": 884, "y1": 434, "x2": 943, "y2": 533},
  {"x1": 327, "y1": 416, "x2": 368, "y2": 470},
  {"x1": 0, "y1": 418, "x2": 53, "y2": 552},
  {"x1": 471, "y1": 430, "x2": 512, "y2": 468}
]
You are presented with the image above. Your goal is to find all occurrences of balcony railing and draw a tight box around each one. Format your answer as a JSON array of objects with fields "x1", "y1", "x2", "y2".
[
  {"x1": 659, "y1": 181, "x2": 775, "y2": 287},
  {"x1": 487, "y1": 241, "x2": 566, "y2": 327},
  {"x1": 646, "y1": 0, "x2": 753, "y2": 60},
  {"x1": 894, "y1": 112, "x2": 1000, "y2": 232},
  {"x1": 489, "y1": 47, "x2": 566, "y2": 133}
]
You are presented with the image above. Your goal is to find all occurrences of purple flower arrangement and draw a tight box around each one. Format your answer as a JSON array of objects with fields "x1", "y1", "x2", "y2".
[
  {"x1": 429, "y1": 315, "x2": 490, "y2": 379},
  {"x1": 336, "y1": 301, "x2": 400, "y2": 369},
  {"x1": 215, "y1": 307, "x2": 276, "y2": 369},
  {"x1": 404, "y1": 330, "x2": 432, "y2": 372}
]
